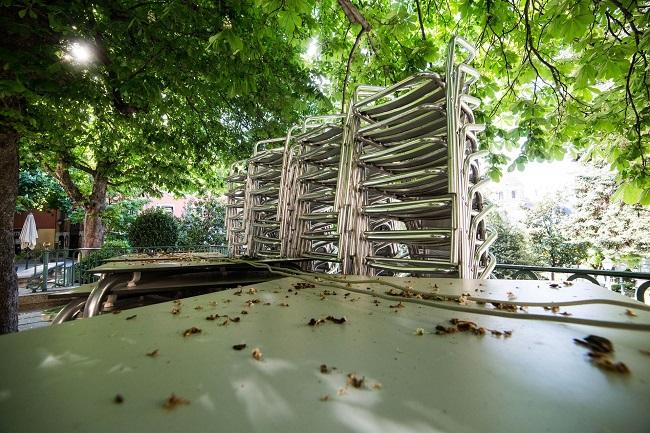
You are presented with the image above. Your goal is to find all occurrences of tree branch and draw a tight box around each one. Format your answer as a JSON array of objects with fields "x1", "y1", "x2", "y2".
[
  {"x1": 52, "y1": 161, "x2": 87, "y2": 206},
  {"x1": 341, "y1": 28, "x2": 366, "y2": 112},
  {"x1": 415, "y1": 0, "x2": 426, "y2": 41},
  {"x1": 337, "y1": 0, "x2": 371, "y2": 31}
]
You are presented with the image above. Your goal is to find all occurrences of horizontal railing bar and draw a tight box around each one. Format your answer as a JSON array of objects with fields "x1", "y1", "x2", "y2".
[{"x1": 495, "y1": 264, "x2": 650, "y2": 280}]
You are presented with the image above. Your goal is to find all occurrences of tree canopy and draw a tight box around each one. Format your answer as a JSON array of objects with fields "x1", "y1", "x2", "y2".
[
  {"x1": 3, "y1": 0, "x2": 329, "y2": 249},
  {"x1": 568, "y1": 166, "x2": 650, "y2": 262},
  {"x1": 286, "y1": 0, "x2": 649, "y2": 203}
]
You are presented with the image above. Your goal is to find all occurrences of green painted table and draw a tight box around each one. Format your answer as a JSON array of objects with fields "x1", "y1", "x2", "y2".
[{"x1": 1, "y1": 276, "x2": 649, "y2": 433}]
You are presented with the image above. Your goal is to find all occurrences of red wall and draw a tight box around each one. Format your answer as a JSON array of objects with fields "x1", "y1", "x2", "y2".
[{"x1": 14, "y1": 210, "x2": 58, "y2": 230}]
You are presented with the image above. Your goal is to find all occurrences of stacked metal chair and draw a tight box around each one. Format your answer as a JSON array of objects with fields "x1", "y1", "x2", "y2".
[
  {"x1": 281, "y1": 116, "x2": 346, "y2": 272},
  {"x1": 244, "y1": 138, "x2": 287, "y2": 258},
  {"x1": 225, "y1": 36, "x2": 495, "y2": 279},
  {"x1": 343, "y1": 36, "x2": 496, "y2": 278},
  {"x1": 225, "y1": 162, "x2": 249, "y2": 257}
]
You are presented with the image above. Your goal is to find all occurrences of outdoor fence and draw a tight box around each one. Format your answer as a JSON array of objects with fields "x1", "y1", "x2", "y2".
[
  {"x1": 493, "y1": 264, "x2": 650, "y2": 302},
  {"x1": 16, "y1": 245, "x2": 228, "y2": 292}
]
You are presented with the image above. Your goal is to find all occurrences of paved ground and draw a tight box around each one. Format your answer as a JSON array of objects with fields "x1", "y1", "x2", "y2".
[
  {"x1": 15, "y1": 259, "x2": 74, "y2": 280},
  {"x1": 18, "y1": 310, "x2": 52, "y2": 331}
]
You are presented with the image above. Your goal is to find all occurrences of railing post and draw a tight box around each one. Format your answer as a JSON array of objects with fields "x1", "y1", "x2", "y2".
[{"x1": 41, "y1": 250, "x2": 49, "y2": 292}]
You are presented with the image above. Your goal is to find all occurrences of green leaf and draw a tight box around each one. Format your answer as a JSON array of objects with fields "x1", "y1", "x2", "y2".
[
  {"x1": 640, "y1": 190, "x2": 650, "y2": 206},
  {"x1": 620, "y1": 183, "x2": 643, "y2": 204},
  {"x1": 226, "y1": 34, "x2": 244, "y2": 54},
  {"x1": 574, "y1": 64, "x2": 595, "y2": 89},
  {"x1": 18, "y1": 9, "x2": 27, "y2": 18}
]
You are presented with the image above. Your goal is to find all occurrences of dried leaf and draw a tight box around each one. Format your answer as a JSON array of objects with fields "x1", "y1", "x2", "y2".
[
  {"x1": 206, "y1": 314, "x2": 221, "y2": 321},
  {"x1": 326, "y1": 315, "x2": 347, "y2": 324},
  {"x1": 232, "y1": 343, "x2": 247, "y2": 351},
  {"x1": 252, "y1": 348, "x2": 263, "y2": 361},
  {"x1": 389, "y1": 302, "x2": 405, "y2": 309},
  {"x1": 248, "y1": 287, "x2": 257, "y2": 294},
  {"x1": 491, "y1": 302, "x2": 517, "y2": 312},
  {"x1": 625, "y1": 309, "x2": 637, "y2": 317},
  {"x1": 346, "y1": 373, "x2": 365, "y2": 389},
  {"x1": 591, "y1": 356, "x2": 630, "y2": 374},
  {"x1": 320, "y1": 394, "x2": 330, "y2": 401},
  {"x1": 415, "y1": 328, "x2": 425, "y2": 336},
  {"x1": 182, "y1": 327, "x2": 202, "y2": 337},
  {"x1": 320, "y1": 364, "x2": 331, "y2": 374},
  {"x1": 146, "y1": 349, "x2": 159, "y2": 357},
  {"x1": 163, "y1": 394, "x2": 190, "y2": 410},
  {"x1": 114, "y1": 394, "x2": 124, "y2": 404},
  {"x1": 574, "y1": 335, "x2": 614, "y2": 354},
  {"x1": 293, "y1": 282, "x2": 315, "y2": 289},
  {"x1": 245, "y1": 299, "x2": 260, "y2": 307},
  {"x1": 125, "y1": 314, "x2": 137, "y2": 320},
  {"x1": 308, "y1": 318, "x2": 325, "y2": 326},
  {"x1": 194, "y1": 306, "x2": 203, "y2": 310},
  {"x1": 279, "y1": 303, "x2": 289, "y2": 307},
  {"x1": 171, "y1": 307, "x2": 181, "y2": 315}
]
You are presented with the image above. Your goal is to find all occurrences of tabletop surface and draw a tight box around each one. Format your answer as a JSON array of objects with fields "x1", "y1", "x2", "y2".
[
  {"x1": 91, "y1": 255, "x2": 305, "y2": 273},
  {"x1": 1, "y1": 276, "x2": 649, "y2": 433}
]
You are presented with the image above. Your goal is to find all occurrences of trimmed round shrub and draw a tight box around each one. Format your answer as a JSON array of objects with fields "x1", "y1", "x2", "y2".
[{"x1": 128, "y1": 208, "x2": 179, "y2": 248}]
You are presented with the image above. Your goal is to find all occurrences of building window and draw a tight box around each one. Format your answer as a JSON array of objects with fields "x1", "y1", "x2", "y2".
[
  {"x1": 497, "y1": 192, "x2": 504, "y2": 200},
  {"x1": 158, "y1": 206, "x2": 174, "y2": 214},
  {"x1": 511, "y1": 190, "x2": 516, "y2": 199}
]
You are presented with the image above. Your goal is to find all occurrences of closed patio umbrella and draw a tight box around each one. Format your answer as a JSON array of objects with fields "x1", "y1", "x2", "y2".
[{"x1": 20, "y1": 213, "x2": 38, "y2": 250}]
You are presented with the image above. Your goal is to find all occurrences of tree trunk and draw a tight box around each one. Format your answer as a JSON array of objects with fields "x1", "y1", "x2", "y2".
[
  {"x1": 82, "y1": 207, "x2": 104, "y2": 249},
  {"x1": 82, "y1": 174, "x2": 108, "y2": 250},
  {"x1": 0, "y1": 127, "x2": 19, "y2": 334}
]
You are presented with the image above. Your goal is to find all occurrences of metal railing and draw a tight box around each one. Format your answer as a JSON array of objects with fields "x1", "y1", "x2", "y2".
[
  {"x1": 16, "y1": 245, "x2": 228, "y2": 292},
  {"x1": 493, "y1": 264, "x2": 650, "y2": 303}
]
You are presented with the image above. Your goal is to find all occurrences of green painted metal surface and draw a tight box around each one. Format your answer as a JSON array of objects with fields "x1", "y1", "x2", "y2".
[
  {"x1": 90, "y1": 256, "x2": 306, "y2": 273},
  {"x1": 1, "y1": 277, "x2": 649, "y2": 433}
]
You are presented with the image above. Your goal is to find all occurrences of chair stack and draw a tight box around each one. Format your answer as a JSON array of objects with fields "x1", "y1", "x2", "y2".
[
  {"x1": 224, "y1": 36, "x2": 496, "y2": 279},
  {"x1": 284, "y1": 116, "x2": 346, "y2": 272},
  {"x1": 344, "y1": 36, "x2": 496, "y2": 278},
  {"x1": 245, "y1": 138, "x2": 287, "y2": 258},
  {"x1": 225, "y1": 161, "x2": 249, "y2": 257}
]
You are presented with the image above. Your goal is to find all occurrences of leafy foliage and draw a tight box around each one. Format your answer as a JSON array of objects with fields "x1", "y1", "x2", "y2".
[
  {"x1": 16, "y1": 169, "x2": 71, "y2": 213},
  {"x1": 128, "y1": 208, "x2": 178, "y2": 248},
  {"x1": 2, "y1": 0, "x2": 330, "y2": 248},
  {"x1": 102, "y1": 197, "x2": 148, "y2": 242},
  {"x1": 568, "y1": 166, "x2": 650, "y2": 261},
  {"x1": 273, "y1": 0, "x2": 650, "y2": 203},
  {"x1": 75, "y1": 238, "x2": 130, "y2": 283},
  {"x1": 524, "y1": 198, "x2": 590, "y2": 267},
  {"x1": 488, "y1": 212, "x2": 536, "y2": 265},
  {"x1": 177, "y1": 197, "x2": 226, "y2": 247}
]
